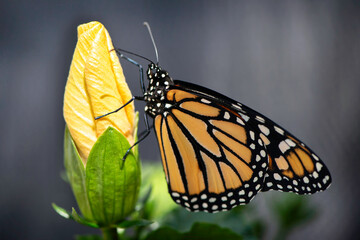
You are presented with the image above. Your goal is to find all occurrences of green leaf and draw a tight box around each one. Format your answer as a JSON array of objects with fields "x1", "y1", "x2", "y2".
[
  {"x1": 115, "y1": 219, "x2": 153, "y2": 229},
  {"x1": 273, "y1": 194, "x2": 317, "y2": 229},
  {"x1": 64, "y1": 126, "x2": 93, "y2": 220},
  {"x1": 145, "y1": 222, "x2": 243, "y2": 240},
  {"x1": 52, "y1": 203, "x2": 71, "y2": 219},
  {"x1": 184, "y1": 222, "x2": 243, "y2": 240},
  {"x1": 140, "y1": 164, "x2": 178, "y2": 220},
  {"x1": 86, "y1": 127, "x2": 141, "y2": 226},
  {"x1": 271, "y1": 193, "x2": 317, "y2": 240},
  {"x1": 158, "y1": 199, "x2": 263, "y2": 240}
]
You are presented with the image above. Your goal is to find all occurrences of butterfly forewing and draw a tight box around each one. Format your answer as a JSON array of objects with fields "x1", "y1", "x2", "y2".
[{"x1": 154, "y1": 86, "x2": 268, "y2": 212}]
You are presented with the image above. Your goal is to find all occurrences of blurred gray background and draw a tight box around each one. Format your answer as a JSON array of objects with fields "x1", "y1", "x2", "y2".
[{"x1": 1, "y1": 0, "x2": 359, "y2": 239}]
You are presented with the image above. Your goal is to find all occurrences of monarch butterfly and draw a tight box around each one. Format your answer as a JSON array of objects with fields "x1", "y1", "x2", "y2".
[{"x1": 98, "y1": 23, "x2": 331, "y2": 213}]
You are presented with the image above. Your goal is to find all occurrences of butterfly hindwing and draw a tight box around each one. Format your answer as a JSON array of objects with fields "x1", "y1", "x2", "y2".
[{"x1": 239, "y1": 108, "x2": 332, "y2": 194}]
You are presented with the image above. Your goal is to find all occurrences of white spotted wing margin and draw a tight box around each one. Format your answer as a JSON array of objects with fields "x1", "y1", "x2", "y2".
[
  {"x1": 172, "y1": 80, "x2": 332, "y2": 195},
  {"x1": 241, "y1": 110, "x2": 332, "y2": 195},
  {"x1": 153, "y1": 83, "x2": 269, "y2": 213}
]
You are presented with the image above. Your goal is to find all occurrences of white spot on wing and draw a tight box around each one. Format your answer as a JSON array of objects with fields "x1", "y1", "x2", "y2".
[
  {"x1": 260, "y1": 150, "x2": 266, "y2": 157},
  {"x1": 279, "y1": 141, "x2": 290, "y2": 153},
  {"x1": 201, "y1": 99, "x2": 211, "y2": 104},
  {"x1": 274, "y1": 126, "x2": 285, "y2": 135},
  {"x1": 312, "y1": 153, "x2": 319, "y2": 161},
  {"x1": 274, "y1": 173, "x2": 282, "y2": 181},
  {"x1": 285, "y1": 139, "x2": 296, "y2": 147},
  {"x1": 258, "y1": 124, "x2": 270, "y2": 136},
  {"x1": 239, "y1": 112, "x2": 250, "y2": 122},
  {"x1": 303, "y1": 176, "x2": 309, "y2": 183},
  {"x1": 250, "y1": 131, "x2": 255, "y2": 140},
  {"x1": 236, "y1": 117, "x2": 245, "y2": 125},
  {"x1": 224, "y1": 112, "x2": 230, "y2": 120},
  {"x1": 255, "y1": 115, "x2": 265, "y2": 123},
  {"x1": 172, "y1": 192, "x2": 180, "y2": 197},
  {"x1": 316, "y1": 162, "x2": 323, "y2": 172}
]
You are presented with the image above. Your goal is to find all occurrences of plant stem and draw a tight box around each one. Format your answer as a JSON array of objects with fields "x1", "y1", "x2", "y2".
[{"x1": 101, "y1": 227, "x2": 118, "y2": 240}]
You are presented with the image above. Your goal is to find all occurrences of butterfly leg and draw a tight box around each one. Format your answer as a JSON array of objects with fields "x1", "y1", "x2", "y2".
[
  {"x1": 115, "y1": 49, "x2": 146, "y2": 94},
  {"x1": 138, "y1": 123, "x2": 154, "y2": 138},
  {"x1": 122, "y1": 113, "x2": 151, "y2": 160},
  {"x1": 112, "y1": 50, "x2": 154, "y2": 160},
  {"x1": 94, "y1": 96, "x2": 143, "y2": 120}
]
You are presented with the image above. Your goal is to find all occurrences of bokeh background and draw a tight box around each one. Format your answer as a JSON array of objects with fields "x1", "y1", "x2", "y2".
[{"x1": 1, "y1": 0, "x2": 359, "y2": 239}]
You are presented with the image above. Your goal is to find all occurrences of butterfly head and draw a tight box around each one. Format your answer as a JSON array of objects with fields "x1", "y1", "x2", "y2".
[
  {"x1": 146, "y1": 63, "x2": 174, "y2": 92},
  {"x1": 147, "y1": 63, "x2": 172, "y2": 82}
]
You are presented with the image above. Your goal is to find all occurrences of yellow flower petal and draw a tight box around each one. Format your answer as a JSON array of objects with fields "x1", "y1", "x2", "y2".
[{"x1": 64, "y1": 21, "x2": 134, "y2": 164}]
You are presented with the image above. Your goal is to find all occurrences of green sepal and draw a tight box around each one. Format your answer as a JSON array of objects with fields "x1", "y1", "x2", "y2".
[
  {"x1": 52, "y1": 203, "x2": 71, "y2": 219},
  {"x1": 86, "y1": 126, "x2": 141, "y2": 226},
  {"x1": 64, "y1": 126, "x2": 93, "y2": 220},
  {"x1": 133, "y1": 112, "x2": 140, "y2": 160},
  {"x1": 52, "y1": 203, "x2": 99, "y2": 228},
  {"x1": 145, "y1": 222, "x2": 243, "y2": 240},
  {"x1": 71, "y1": 208, "x2": 100, "y2": 228}
]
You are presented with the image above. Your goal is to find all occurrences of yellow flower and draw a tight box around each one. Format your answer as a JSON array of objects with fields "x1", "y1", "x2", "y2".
[{"x1": 64, "y1": 21, "x2": 135, "y2": 165}]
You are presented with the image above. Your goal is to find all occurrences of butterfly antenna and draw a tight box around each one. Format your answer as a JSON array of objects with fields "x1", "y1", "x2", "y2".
[
  {"x1": 113, "y1": 48, "x2": 154, "y2": 64},
  {"x1": 143, "y1": 22, "x2": 159, "y2": 64}
]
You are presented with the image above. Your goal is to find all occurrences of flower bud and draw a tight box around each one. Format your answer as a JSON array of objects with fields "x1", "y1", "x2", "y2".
[
  {"x1": 62, "y1": 21, "x2": 140, "y2": 226},
  {"x1": 64, "y1": 21, "x2": 135, "y2": 165}
]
